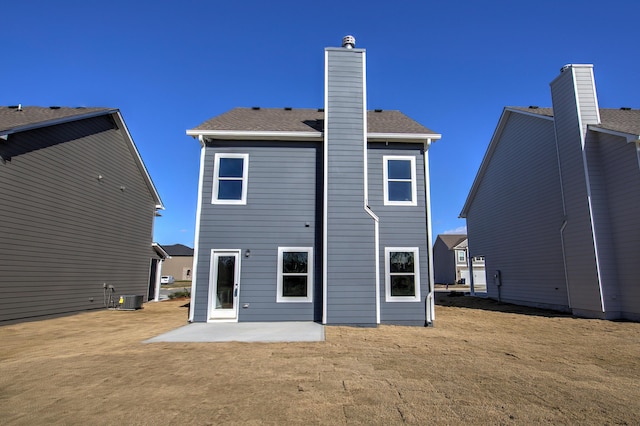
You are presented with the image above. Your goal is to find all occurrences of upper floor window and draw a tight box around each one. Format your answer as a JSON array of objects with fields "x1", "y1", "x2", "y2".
[
  {"x1": 383, "y1": 156, "x2": 417, "y2": 206},
  {"x1": 277, "y1": 247, "x2": 313, "y2": 303},
  {"x1": 213, "y1": 153, "x2": 248, "y2": 204},
  {"x1": 385, "y1": 247, "x2": 421, "y2": 302},
  {"x1": 457, "y1": 250, "x2": 466, "y2": 263}
]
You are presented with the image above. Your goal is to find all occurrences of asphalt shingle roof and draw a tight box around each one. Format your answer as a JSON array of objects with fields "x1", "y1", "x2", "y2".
[
  {"x1": 437, "y1": 234, "x2": 467, "y2": 250},
  {"x1": 510, "y1": 107, "x2": 640, "y2": 136},
  {"x1": 191, "y1": 107, "x2": 437, "y2": 134},
  {"x1": 0, "y1": 106, "x2": 112, "y2": 134},
  {"x1": 162, "y1": 244, "x2": 194, "y2": 257}
]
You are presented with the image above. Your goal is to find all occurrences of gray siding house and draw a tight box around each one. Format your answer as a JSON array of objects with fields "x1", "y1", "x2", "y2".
[
  {"x1": 460, "y1": 64, "x2": 640, "y2": 320},
  {"x1": 186, "y1": 36, "x2": 441, "y2": 326},
  {"x1": 0, "y1": 106, "x2": 164, "y2": 322},
  {"x1": 161, "y1": 244, "x2": 194, "y2": 281},
  {"x1": 433, "y1": 234, "x2": 467, "y2": 285}
]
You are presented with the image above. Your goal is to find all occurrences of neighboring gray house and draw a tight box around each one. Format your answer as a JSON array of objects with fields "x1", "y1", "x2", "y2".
[
  {"x1": 433, "y1": 234, "x2": 486, "y2": 289},
  {"x1": 433, "y1": 234, "x2": 466, "y2": 284},
  {"x1": 0, "y1": 106, "x2": 164, "y2": 322},
  {"x1": 460, "y1": 64, "x2": 640, "y2": 320},
  {"x1": 186, "y1": 36, "x2": 441, "y2": 326},
  {"x1": 162, "y1": 244, "x2": 194, "y2": 281}
]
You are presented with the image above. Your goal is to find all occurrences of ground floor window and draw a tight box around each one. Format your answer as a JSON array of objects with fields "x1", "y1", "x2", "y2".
[
  {"x1": 385, "y1": 247, "x2": 421, "y2": 302},
  {"x1": 277, "y1": 247, "x2": 313, "y2": 303}
]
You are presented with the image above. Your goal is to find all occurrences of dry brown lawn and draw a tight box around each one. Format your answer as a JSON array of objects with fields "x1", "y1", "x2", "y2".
[{"x1": 1, "y1": 294, "x2": 639, "y2": 425}]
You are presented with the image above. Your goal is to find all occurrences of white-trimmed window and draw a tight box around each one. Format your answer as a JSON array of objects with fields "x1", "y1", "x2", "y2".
[
  {"x1": 457, "y1": 250, "x2": 466, "y2": 263},
  {"x1": 385, "y1": 247, "x2": 421, "y2": 302},
  {"x1": 277, "y1": 247, "x2": 313, "y2": 303},
  {"x1": 383, "y1": 156, "x2": 417, "y2": 206},
  {"x1": 212, "y1": 153, "x2": 248, "y2": 204}
]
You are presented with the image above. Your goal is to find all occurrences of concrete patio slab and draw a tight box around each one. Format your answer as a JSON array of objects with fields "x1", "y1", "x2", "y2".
[{"x1": 144, "y1": 321, "x2": 325, "y2": 343}]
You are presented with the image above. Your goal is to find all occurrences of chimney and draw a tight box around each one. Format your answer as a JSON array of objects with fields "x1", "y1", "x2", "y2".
[
  {"x1": 550, "y1": 64, "x2": 606, "y2": 315},
  {"x1": 550, "y1": 64, "x2": 601, "y2": 143},
  {"x1": 323, "y1": 36, "x2": 377, "y2": 325}
]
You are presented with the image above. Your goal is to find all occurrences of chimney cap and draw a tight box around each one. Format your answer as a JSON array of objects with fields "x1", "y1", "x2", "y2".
[{"x1": 342, "y1": 35, "x2": 356, "y2": 49}]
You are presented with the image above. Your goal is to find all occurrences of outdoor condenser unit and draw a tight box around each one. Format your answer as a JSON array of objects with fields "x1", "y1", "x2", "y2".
[{"x1": 119, "y1": 295, "x2": 144, "y2": 310}]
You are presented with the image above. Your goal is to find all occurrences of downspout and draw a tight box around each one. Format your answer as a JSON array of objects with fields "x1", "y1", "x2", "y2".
[
  {"x1": 468, "y1": 247, "x2": 475, "y2": 296},
  {"x1": 360, "y1": 51, "x2": 381, "y2": 324},
  {"x1": 424, "y1": 140, "x2": 435, "y2": 327},
  {"x1": 188, "y1": 135, "x2": 207, "y2": 322},
  {"x1": 322, "y1": 50, "x2": 329, "y2": 325},
  {"x1": 553, "y1": 110, "x2": 572, "y2": 310},
  {"x1": 153, "y1": 258, "x2": 163, "y2": 302}
]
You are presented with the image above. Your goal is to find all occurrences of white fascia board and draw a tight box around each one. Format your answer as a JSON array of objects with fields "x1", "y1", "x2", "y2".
[
  {"x1": 460, "y1": 108, "x2": 512, "y2": 218},
  {"x1": 460, "y1": 108, "x2": 552, "y2": 218},
  {"x1": 152, "y1": 243, "x2": 171, "y2": 259},
  {"x1": 588, "y1": 125, "x2": 640, "y2": 143},
  {"x1": 186, "y1": 130, "x2": 323, "y2": 141},
  {"x1": 368, "y1": 132, "x2": 442, "y2": 143},
  {"x1": 505, "y1": 107, "x2": 554, "y2": 121},
  {"x1": 113, "y1": 111, "x2": 165, "y2": 210},
  {"x1": 186, "y1": 130, "x2": 442, "y2": 143}
]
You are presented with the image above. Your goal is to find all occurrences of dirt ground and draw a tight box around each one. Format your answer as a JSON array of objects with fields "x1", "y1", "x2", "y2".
[{"x1": 1, "y1": 294, "x2": 639, "y2": 425}]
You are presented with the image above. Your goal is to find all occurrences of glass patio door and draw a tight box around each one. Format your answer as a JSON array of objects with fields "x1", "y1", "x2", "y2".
[{"x1": 210, "y1": 250, "x2": 240, "y2": 320}]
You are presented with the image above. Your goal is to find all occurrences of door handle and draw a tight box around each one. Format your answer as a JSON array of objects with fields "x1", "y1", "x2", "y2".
[{"x1": 234, "y1": 284, "x2": 238, "y2": 297}]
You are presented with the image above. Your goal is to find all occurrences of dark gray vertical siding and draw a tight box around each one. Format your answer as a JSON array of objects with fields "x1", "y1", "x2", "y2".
[
  {"x1": 0, "y1": 116, "x2": 158, "y2": 322},
  {"x1": 593, "y1": 133, "x2": 640, "y2": 319},
  {"x1": 465, "y1": 113, "x2": 569, "y2": 310},
  {"x1": 325, "y1": 48, "x2": 377, "y2": 325},
  {"x1": 368, "y1": 143, "x2": 428, "y2": 324},
  {"x1": 193, "y1": 141, "x2": 321, "y2": 322},
  {"x1": 550, "y1": 68, "x2": 603, "y2": 315}
]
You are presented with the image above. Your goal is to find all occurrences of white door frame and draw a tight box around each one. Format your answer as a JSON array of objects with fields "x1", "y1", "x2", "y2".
[{"x1": 208, "y1": 249, "x2": 241, "y2": 322}]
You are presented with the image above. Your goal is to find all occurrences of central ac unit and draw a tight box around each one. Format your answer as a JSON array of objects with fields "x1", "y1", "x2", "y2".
[{"x1": 119, "y1": 295, "x2": 144, "y2": 310}]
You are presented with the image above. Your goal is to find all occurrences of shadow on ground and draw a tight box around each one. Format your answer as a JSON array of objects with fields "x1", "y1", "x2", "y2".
[{"x1": 435, "y1": 292, "x2": 573, "y2": 318}]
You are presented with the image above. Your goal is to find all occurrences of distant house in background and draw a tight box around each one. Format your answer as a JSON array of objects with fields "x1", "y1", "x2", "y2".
[
  {"x1": 0, "y1": 106, "x2": 163, "y2": 323},
  {"x1": 460, "y1": 64, "x2": 640, "y2": 320},
  {"x1": 161, "y1": 244, "x2": 194, "y2": 281},
  {"x1": 186, "y1": 36, "x2": 441, "y2": 326},
  {"x1": 433, "y1": 234, "x2": 466, "y2": 284},
  {"x1": 433, "y1": 234, "x2": 486, "y2": 290}
]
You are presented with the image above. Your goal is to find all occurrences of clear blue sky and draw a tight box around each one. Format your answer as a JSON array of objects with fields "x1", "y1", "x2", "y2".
[{"x1": 4, "y1": 0, "x2": 639, "y2": 246}]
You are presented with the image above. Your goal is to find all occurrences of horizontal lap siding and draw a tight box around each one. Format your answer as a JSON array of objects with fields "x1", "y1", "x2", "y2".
[
  {"x1": 0, "y1": 116, "x2": 157, "y2": 322},
  {"x1": 368, "y1": 143, "x2": 428, "y2": 324},
  {"x1": 325, "y1": 48, "x2": 377, "y2": 325},
  {"x1": 593, "y1": 133, "x2": 640, "y2": 319},
  {"x1": 193, "y1": 142, "x2": 321, "y2": 322},
  {"x1": 433, "y1": 239, "x2": 456, "y2": 284},
  {"x1": 466, "y1": 113, "x2": 569, "y2": 310},
  {"x1": 551, "y1": 70, "x2": 602, "y2": 314}
]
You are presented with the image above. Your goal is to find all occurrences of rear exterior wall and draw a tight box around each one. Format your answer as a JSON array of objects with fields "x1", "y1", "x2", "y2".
[
  {"x1": 368, "y1": 142, "x2": 429, "y2": 325},
  {"x1": 192, "y1": 141, "x2": 322, "y2": 322}
]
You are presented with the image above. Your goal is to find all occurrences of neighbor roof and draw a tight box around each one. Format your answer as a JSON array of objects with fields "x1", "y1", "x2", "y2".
[
  {"x1": 509, "y1": 107, "x2": 640, "y2": 136},
  {"x1": 460, "y1": 106, "x2": 640, "y2": 218},
  {"x1": 0, "y1": 106, "x2": 114, "y2": 135},
  {"x1": 163, "y1": 244, "x2": 194, "y2": 256},
  {"x1": 0, "y1": 105, "x2": 164, "y2": 209},
  {"x1": 189, "y1": 107, "x2": 437, "y2": 135},
  {"x1": 436, "y1": 234, "x2": 467, "y2": 250}
]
